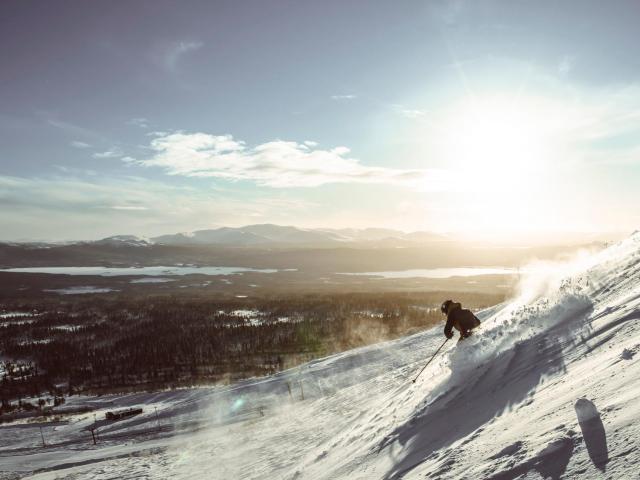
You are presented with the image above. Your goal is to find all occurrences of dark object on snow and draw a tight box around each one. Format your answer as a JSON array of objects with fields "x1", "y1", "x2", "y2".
[
  {"x1": 105, "y1": 407, "x2": 143, "y2": 421},
  {"x1": 441, "y1": 300, "x2": 480, "y2": 341},
  {"x1": 575, "y1": 398, "x2": 609, "y2": 471}
]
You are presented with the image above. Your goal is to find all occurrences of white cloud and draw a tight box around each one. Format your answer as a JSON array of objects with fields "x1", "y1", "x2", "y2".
[
  {"x1": 43, "y1": 114, "x2": 102, "y2": 140},
  {"x1": 54, "y1": 165, "x2": 98, "y2": 176},
  {"x1": 70, "y1": 140, "x2": 91, "y2": 149},
  {"x1": 392, "y1": 104, "x2": 427, "y2": 119},
  {"x1": 163, "y1": 41, "x2": 203, "y2": 71},
  {"x1": 399, "y1": 108, "x2": 427, "y2": 119},
  {"x1": 331, "y1": 94, "x2": 357, "y2": 100},
  {"x1": 127, "y1": 117, "x2": 150, "y2": 128},
  {"x1": 92, "y1": 149, "x2": 123, "y2": 159},
  {"x1": 110, "y1": 205, "x2": 149, "y2": 211},
  {"x1": 132, "y1": 131, "x2": 443, "y2": 189}
]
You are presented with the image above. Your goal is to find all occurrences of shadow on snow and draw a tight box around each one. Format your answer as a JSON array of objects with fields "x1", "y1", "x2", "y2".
[{"x1": 378, "y1": 307, "x2": 593, "y2": 480}]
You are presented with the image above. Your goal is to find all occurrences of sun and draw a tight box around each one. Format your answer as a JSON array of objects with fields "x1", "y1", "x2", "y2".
[
  {"x1": 419, "y1": 93, "x2": 572, "y2": 238},
  {"x1": 436, "y1": 94, "x2": 553, "y2": 192}
]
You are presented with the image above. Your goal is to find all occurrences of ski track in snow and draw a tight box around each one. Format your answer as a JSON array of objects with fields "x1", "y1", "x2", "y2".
[{"x1": 2, "y1": 233, "x2": 640, "y2": 479}]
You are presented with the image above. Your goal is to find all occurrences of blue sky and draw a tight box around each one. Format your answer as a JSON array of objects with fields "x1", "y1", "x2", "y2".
[{"x1": 1, "y1": 0, "x2": 639, "y2": 240}]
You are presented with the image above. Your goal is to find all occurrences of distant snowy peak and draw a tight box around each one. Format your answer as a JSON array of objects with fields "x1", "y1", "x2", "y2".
[
  {"x1": 94, "y1": 235, "x2": 153, "y2": 247},
  {"x1": 1, "y1": 225, "x2": 448, "y2": 247},
  {"x1": 318, "y1": 228, "x2": 405, "y2": 242},
  {"x1": 152, "y1": 228, "x2": 271, "y2": 246},
  {"x1": 151, "y1": 224, "x2": 447, "y2": 246}
]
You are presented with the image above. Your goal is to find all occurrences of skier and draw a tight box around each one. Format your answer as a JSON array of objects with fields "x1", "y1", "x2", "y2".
[{"x1": 441, "y1": 300, "x2": 480, "y2": 342}]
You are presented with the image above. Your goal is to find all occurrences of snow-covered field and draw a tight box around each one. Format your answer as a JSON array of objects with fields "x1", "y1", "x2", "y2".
[{"x1": 2, "y1": 233, "x2": 640, "y2": 479}]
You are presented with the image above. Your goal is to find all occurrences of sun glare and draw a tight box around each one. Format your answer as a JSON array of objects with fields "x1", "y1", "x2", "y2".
[
  {"x1": 437, "y1": 94, "x2": 554, "y2": 192},
  {"x1": 424, "y1": 93, "x2": 576, "y2": 238}
]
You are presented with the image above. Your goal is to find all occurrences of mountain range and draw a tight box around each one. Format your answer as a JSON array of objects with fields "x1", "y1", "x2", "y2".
[{"x1": 100, "y1": 224, "x2": 448, "y2": 247}]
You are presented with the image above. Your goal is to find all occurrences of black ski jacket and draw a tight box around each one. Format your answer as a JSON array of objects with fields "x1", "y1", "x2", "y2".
[{"x1": 444, "y1": 302, "x2": 480, "y2": 339}]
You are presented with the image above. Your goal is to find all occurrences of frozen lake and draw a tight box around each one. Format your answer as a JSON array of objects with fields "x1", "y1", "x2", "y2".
[
  {"x1": 339, "y1": 267, "x2": 518, "y2": 279},
  {"x1": 1, "y1": 266, "x2": 286, "y2": 276},
  {"x1": 44, "y1": 286, "x2": 120, "y2": 294}
]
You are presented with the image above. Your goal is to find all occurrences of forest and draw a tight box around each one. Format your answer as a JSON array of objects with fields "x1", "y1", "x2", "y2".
[{"x1": 0, "y1": 290, "x2": 503, "y2": 410}]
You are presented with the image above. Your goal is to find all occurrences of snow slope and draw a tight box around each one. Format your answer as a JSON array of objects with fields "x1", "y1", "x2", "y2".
[{"x1": 2, "y1": 233, "x2": 640, "y2": 479}]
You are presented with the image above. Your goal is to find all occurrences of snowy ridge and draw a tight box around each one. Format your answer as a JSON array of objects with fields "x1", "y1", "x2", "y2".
[
  {"x1": 3, "y1": 234, "x2": 640, "y2": 479},
  {"x1": 93, "y1": 235, "x2": 152, "y2": 247},
  {"x1": 149, "y1": 224, "x2": 447, "y2": 246}
]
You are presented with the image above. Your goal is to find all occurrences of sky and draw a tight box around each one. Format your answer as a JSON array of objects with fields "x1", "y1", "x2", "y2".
[{"x1": 1, "y1": 0, "x2": 639, "y2": 241}]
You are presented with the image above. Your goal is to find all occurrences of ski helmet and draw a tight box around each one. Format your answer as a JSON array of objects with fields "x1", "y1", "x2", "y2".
[{"x1": 441, "y1": 300, "x2": 452, "y2": 314}]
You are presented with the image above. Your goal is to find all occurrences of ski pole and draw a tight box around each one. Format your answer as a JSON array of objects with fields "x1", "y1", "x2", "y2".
[{"x1": 412, "y1": 338, "x2": 449, "y2": 383}]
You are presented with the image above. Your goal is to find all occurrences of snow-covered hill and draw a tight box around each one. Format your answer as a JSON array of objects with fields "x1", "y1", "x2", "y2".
[{"x1": 2, "y1": 233, "x2": 640, "y2": 479}]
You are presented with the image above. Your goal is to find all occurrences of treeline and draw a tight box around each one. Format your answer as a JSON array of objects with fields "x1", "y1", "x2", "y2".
[{"x1": 0, "y1": 291, "x2": 502, "y2": 403}]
